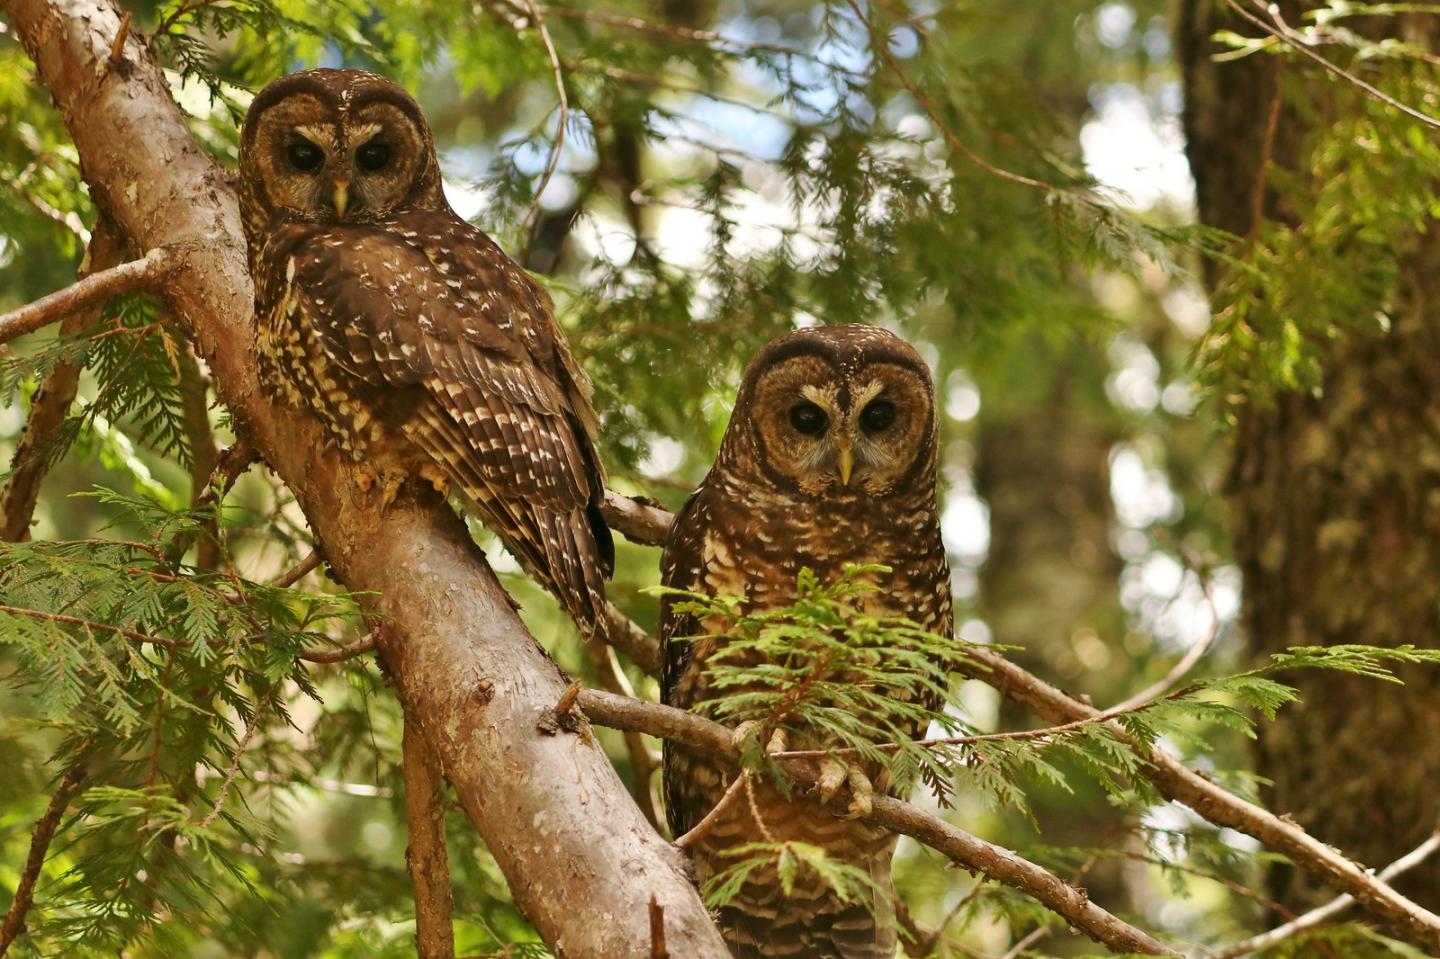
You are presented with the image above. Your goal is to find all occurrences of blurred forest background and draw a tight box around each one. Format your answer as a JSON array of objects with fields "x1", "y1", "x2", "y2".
[{"x1": 1, "y1": 0, "x2": 1438, "y2": 956}]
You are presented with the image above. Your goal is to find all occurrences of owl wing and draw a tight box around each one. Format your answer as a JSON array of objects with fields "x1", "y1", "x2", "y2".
[
  {"x1": 659, "y1": 485, "x2": 710, "y2": 837},
  {"x1": 285, "y1": 222, "x2": 612, "y2": 627}
]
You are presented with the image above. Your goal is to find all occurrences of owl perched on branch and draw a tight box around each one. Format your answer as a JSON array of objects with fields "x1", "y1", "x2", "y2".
[
  {"x1": 238, "y1": 69, "x2": 613, "y2": 631},
  {"x1": 661, "y1": 325, "x2": 953, "y2": 959}
]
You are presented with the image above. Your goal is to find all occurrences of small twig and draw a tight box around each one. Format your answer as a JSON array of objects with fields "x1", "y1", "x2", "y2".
[
  {"x1": 0, "y1": 603, "x2": 181, "y2": 648},
  {"x1": 0, "y1": 246, "x2": 177, "y2": 345},
  {"x1": 299, "y1": 628, "x2": 380, "y2": 664},
  {"x1": 673, "y1": 772, "x2": 748, "y2": 851},
  {"x1": 1205, "y1": 828, "x2": 1440, "y2": 959},
  {"x1": 403, "y1": 713, "x2": 457, "y2": 959},
  {"x1": 586, "y1": 645, "x2": 663, "y2": 828},
  {"x1": 107, "y1": 9, "x2": 130, "y2": 64},
  {"x1": 648, "y1": 895, "x2": 668, "y2": 959},
  {"x1": 553, "y1": 679, "x2": 584, "y2": 717},
  {"x1": 198, "y1": 702, "x2": 265, "y2": 830},
  {"x1": 520, "y1": 0, "x2": 568, "y2": 249},
  {"x1": 842, "y1": 0, "x2": 1057, "y2": 194},
  {"x1": 270, "y1": 550, "x2": 322, "y2": 589},
  {"x1": 0, "y1": 764, "x2": 87, "y2": 956},
  {"x1": 998, "y1": 925, "x2": 1049, "y2": 959},
  {"x1": 530, "y1": 3, "x2": 866, "y2": 77},
  {"x1": 1109, "y1": 561, "x2": 1225, "y2": 712},
  {"x1": 1224, "y1": 0, "x2": 1440, "y2": 130},
  {"x1": 149, "y1": 0, "x2": 226, "y2": 46}
]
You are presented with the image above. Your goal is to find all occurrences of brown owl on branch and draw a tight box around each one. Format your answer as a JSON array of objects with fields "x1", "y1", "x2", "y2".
[
  {"x1": 237, "y1": 68, "x2": 612, "y2": 631},
  {"x1": 661, "y1": 325, "x2": 953, "y2": 958}
]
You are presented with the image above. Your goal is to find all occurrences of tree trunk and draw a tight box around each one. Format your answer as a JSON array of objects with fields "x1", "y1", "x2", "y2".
[
  {"x1": 1178, "y1": 0, "x2": 1440, "y2": 915},
  {"x1": 3, "y1": 1, "x2": 729, "y2": 953}
]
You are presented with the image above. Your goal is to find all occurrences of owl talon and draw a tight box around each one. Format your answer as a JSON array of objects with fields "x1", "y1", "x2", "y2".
[{"x1": 816, "y1": 758, "x2": 873, "y2": 820}]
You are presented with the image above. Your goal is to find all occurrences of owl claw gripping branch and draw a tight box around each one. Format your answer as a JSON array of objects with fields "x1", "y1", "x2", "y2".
[{"x1": 238, "y1": 69, "x2": 614, "y2": 633}]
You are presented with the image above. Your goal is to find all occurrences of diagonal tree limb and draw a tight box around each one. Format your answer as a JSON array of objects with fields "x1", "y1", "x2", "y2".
[
  {"x1": 1, "y1": 220, "x2": 126, "y2": 542},
  {"x1": 0, "y1": 764, "x2": 87, "y2": 957},
  {"x1": 3, "y1": 2, "x2": 728, "y2": 954},
  {"x1": 576, "y1": 687, "x2": 1180, "y2": 957},
  {"x1": 402, "y1": 711, "x2": 457, "y2": 959},
  {"x1": 592, "y1": 495, "x2": 1440, "y2": 946},
  {"x1": 0, "y1": 244, "x2": 177, "y2": 345}
]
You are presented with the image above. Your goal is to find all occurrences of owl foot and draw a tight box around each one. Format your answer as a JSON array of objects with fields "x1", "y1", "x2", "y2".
[
  {"x1": 350, "y1": 463, "x2": 405, "y2": 513},
  {"x1": 816, "y1": 758, "x2": 873, "y2": 820},
  {"x1": 419, "y1": 463, "x2": 449, "y2": 495}
]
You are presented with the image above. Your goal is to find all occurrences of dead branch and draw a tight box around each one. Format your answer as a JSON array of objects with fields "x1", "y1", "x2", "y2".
[
  {"x1": 1, "y1": 222, "x2": 127, "y2": 542},
  {"x1": 403, "y1": 713, "x2": 457, "y2": 959},
  {"x1": 581, "y1": 497, "x2": 1440, "y2": 946},
  {"x1": 602, "y1": 490, "x2": 673, "y2": 547},
  {"x1": 6, "y1": 2, "x2": 728, "y2": 954},
  {"x1": 0, "y1": 244, "x2": 177, "y2": 345},
  {"x1": 1206, "y1": 828, "x2": 1440, "y2": 959},
  {"x1": 0, "y1": 764, "x2": 86, "y2": 956},
  {"x1": 576, "y1": 688, "x2": 1180, "y2": 957}
]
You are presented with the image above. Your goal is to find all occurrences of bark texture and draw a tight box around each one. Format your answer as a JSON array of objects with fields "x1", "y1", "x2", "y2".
[
  {"x1": 1178, "y1": 0, "x2": 1440, "y2": 914},
  {"x1": 3, "y1": 1, "x2": 728, "y2": 953}
]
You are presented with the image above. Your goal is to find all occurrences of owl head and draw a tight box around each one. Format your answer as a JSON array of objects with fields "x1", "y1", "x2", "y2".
[
  {"x1": 238, "y1": 68, "x2": 444, "y2": 229},
  {"x1": 723, "y1": 325, "x2": 939, "y2": 498}
]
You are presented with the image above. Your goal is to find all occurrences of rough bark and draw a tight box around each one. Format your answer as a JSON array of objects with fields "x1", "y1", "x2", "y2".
[
  {"x1": 403, "y1": 713, "x2": 457, "y2": 959},
  {"x1": 2, "y1": 1, "x2": 728, "y2": 954},
  {"x1": 1178, "y1": 0, "x2": 1440, "y2": 914}
]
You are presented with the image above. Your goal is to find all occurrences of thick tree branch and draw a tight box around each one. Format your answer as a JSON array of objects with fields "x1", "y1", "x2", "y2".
[
  {"x1": 588, "y1": 498, "x2": 1440, "y2": 945},
  {"x1": 576, "y1": 688, "x2": 1179, "y2": 957},
  {"x1": 0, "y1": 765, "x2": 86, "y2": 957},
  {"x1": 1, "y1": 221, "x2": 126, "y2": 542},
  {"x1": 0, "y1": 244, "x2": 177, "y2": 345},
  {"x1": 403, "y1": 713, "x2": 457, "y2": 959},
  {"x1": 3, "y1": 2, "x2": 727, "y2": 954}
]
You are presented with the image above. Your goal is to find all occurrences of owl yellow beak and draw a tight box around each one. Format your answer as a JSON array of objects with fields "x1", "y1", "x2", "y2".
[
  {"x1": 331, "y1": 179, "x2": 350, "y2": 219},
  {"x1": 837, "y1": 444, "x2": 854, "y2": 486}
]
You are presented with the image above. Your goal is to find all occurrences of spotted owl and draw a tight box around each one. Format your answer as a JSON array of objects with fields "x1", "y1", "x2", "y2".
[
  {"x1": 661, "y1": 325, "x2": 954, "y2": 958},
  {"x1": 237, "y1": 69, "x2": 613, "y2": 630}
]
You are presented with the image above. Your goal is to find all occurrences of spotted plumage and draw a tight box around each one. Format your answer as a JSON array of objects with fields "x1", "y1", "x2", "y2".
[
  {"x1": 238, "y1": 69, "x2": 612, "y2": 630},
  {"x1": 661, "y1": 326, "x2": 954, "y2": 958}
]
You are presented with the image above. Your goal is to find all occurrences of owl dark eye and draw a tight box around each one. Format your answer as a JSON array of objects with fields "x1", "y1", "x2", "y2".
[
  {"x1": 860, "y1": 399, "x2": 896, "y2": 432},
  {"x1": 286, "y1": 140, "x2": 324, "y2": 172},
  {"x1": 356, "y1": 141, "x2": 392, "y2": 172},
  {"x1": 789, "y1": 401, "x2": 828, "y2": 436}
]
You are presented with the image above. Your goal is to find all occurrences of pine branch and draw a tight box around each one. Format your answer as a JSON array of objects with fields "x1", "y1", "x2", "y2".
[
  {"x1": 403, "y1": 713, "x2": 457, "y2": 959},
  {"x1": 576, "y1": 687, "x2": 1180, "y2": 957},
  {"x1": 0, "y1": 245, "x2": 178, "y2": 346},
  {"x1": 0, "y1": 764, "x2": 87, "y2": 957},
  {"x1": 592, "y1": 498, "x2": 1440, "y2": 945},
  {"x1": 1, "y1": 221, "x2": 127, "y2": 542}
]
